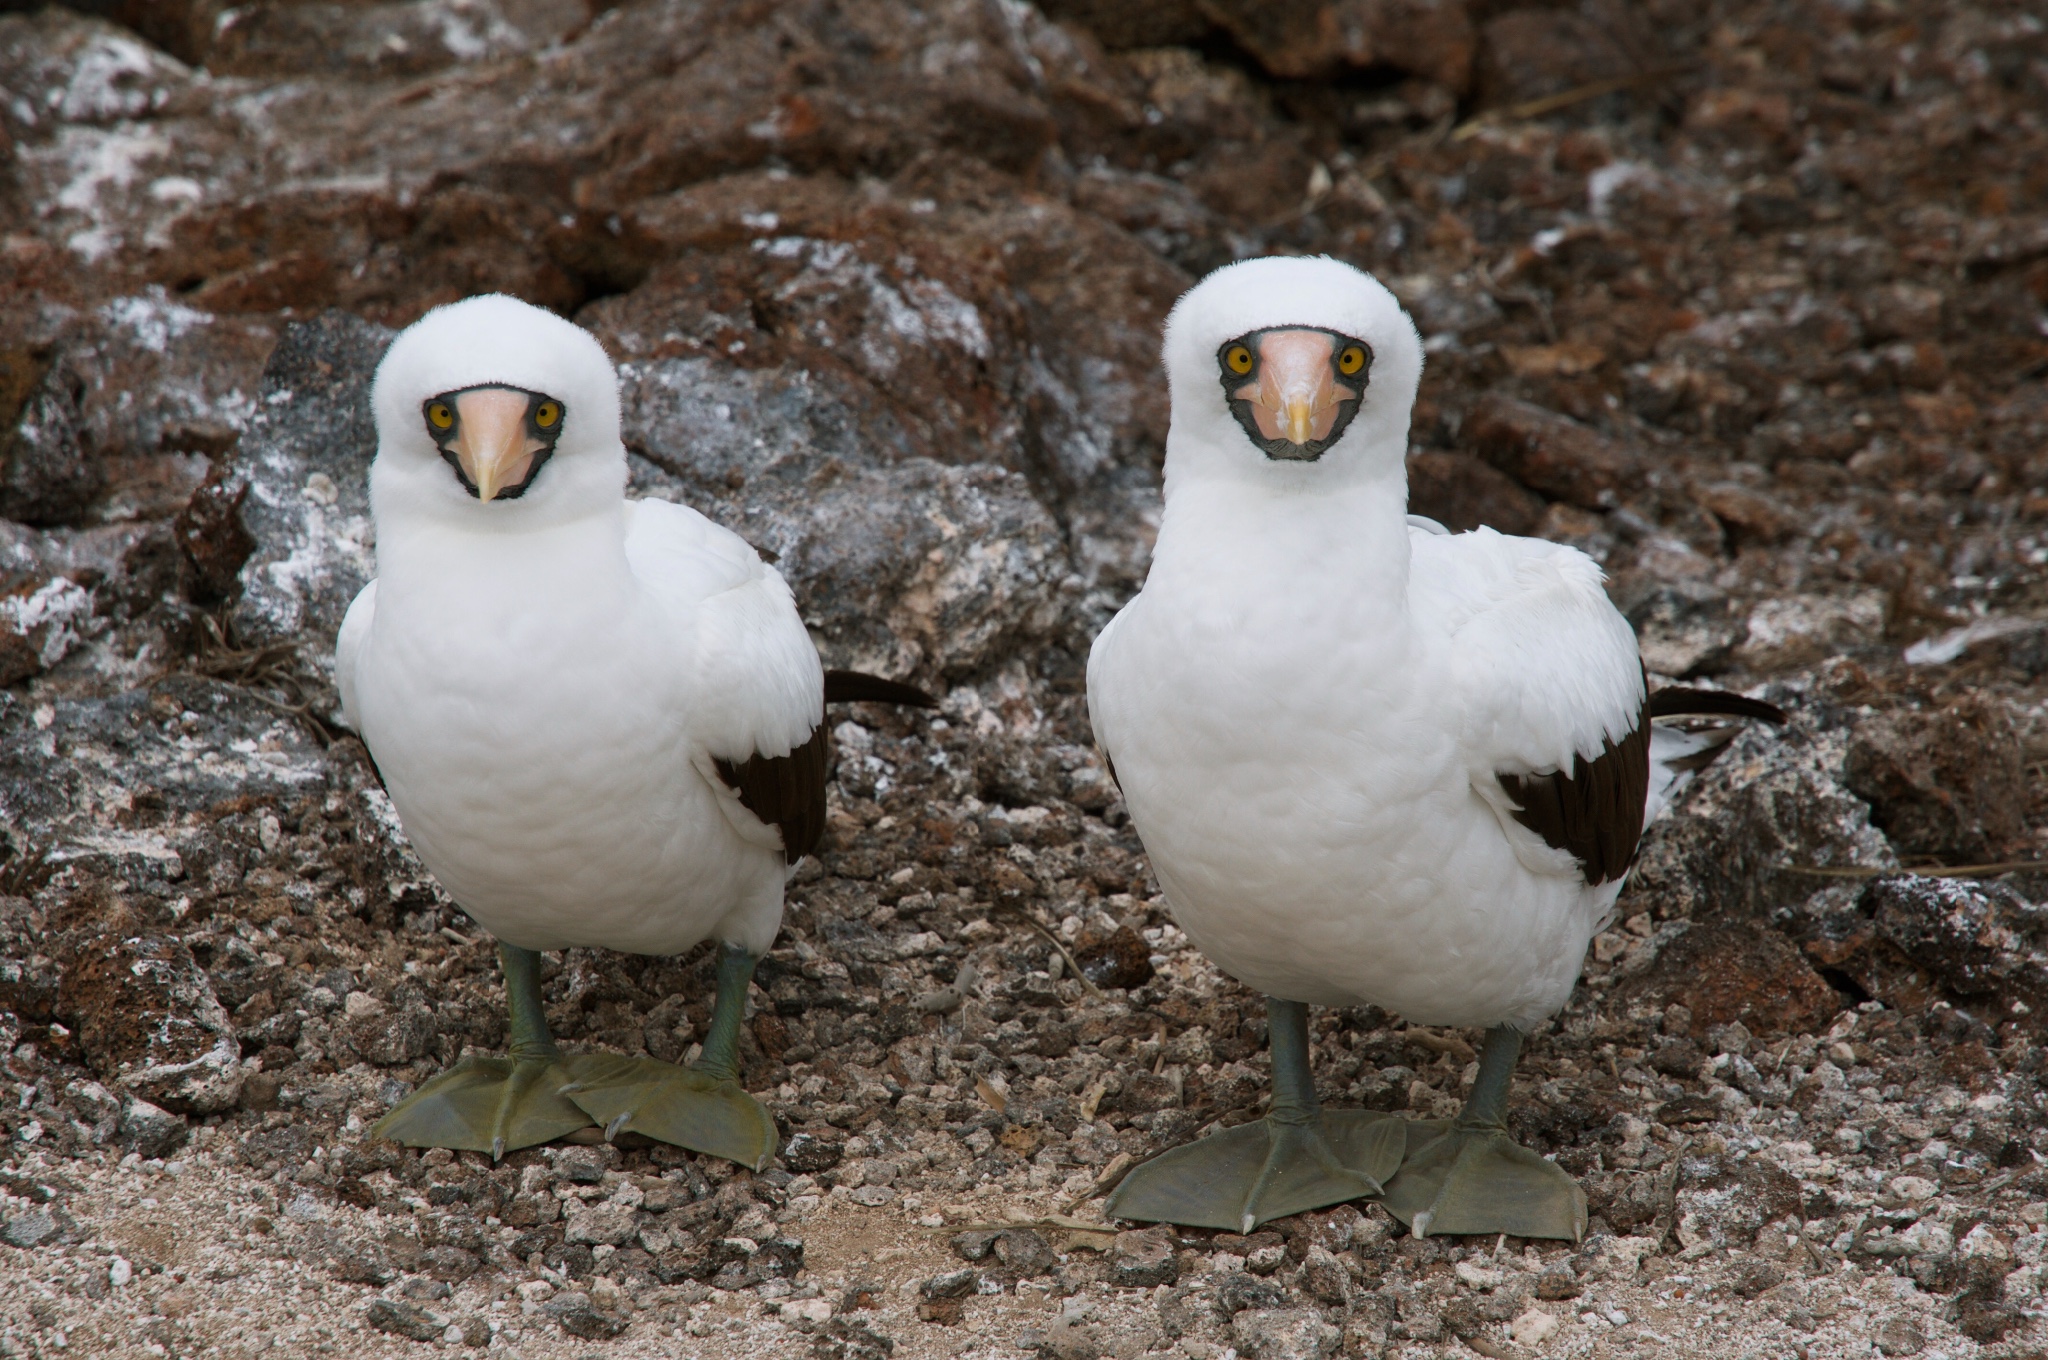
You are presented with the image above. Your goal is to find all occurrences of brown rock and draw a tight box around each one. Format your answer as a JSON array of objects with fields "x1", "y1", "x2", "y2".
[
  {"x1": 346, "y1": 995, "x2": 437, "y2": 1067},
  {"x1": 1725, "y1": 1258, "x2": 1786, "y2": 1299},
  {"x1": 1673, "y1": 1153, "x2": 1802, "y2": 1249},
  {"x1": 0, "y1": 298, "x2": 271, "y2": 498},
  {"x1": 1843, "y1": 698, "x2": 2027, "y2": 863},
  {"x1": 58, "y1": 933, "x2": 243, "y2": 1113},
  {"x1": 1296, "y1": 1244, "x2": 1348, "y2": 1306},
  {"x1": 240, "y1": 1072, "x2": 282, "y2": 1113},
  {"x1": 1073, "y1": 925, "x2": 1154, "y2": 991},
  {"x1": 1114, "y1": 1070, "x2": 1181, "y2": 1114},
  {"x1": 1037, "y1": 0, "x2": 1212, "y2": 49},
  {"x1": 781, "y1": 1126, "x2": 845, "y2": 1174},
  {"x1": 160, "y1": 184, "x2": 581, "y2": 325},
  {"x1": 207, "y1": 0, "x2": 588, "y2": 80},
  {"x1": 1199, "y1": 0, "x2": 1477, "y2": 91},
  {"x1": 1858, "y1": 284, "x2": 1945, "y2": 344},
  {"x1": 1476, "y1": 8, "x2": 1643, "y2": 110},
  {"x1": 0, "y1": 355, "x2": 98, "y2": 526},
  {"x1": 1463, "y1": 394, "x2": 1639, "y2": 510},
  {"x1": 916, "y1": 1267, "x2": 975, "y2": 1322},
  {"x1": 0, "y1": 575, "x2": 92, "y2": 687},
  {"x1": 1406, "y1": 450, "x2": 1544, "y2": 534},
  {"x1": 1691, "y1": 481, "x2": 1794, "y2": 544},
  {"x1": 1863, "y1": 876, "x2": 2048, "y2": 1007},
  {"x1": 1618, "y1": 921, "x2": 1841, "y2": 1040},
  {"x1": 173, "y1": 464, "x2": 256, "y2": 604},
  {"x1": 0, "y1": 350, "x2": 43, "y2": 436},
  {"x1": 1875, "y1": 1315, "x2": 1926, "y2": 1356}
]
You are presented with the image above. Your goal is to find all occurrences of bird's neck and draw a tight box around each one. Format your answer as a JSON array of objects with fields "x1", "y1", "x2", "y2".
[
  {"x1": 1150, "y1": 463, "x2": 1412, "y2": 617},
  {"x1": 374, "y1": 507, "x2": 633, "y2": 619}
]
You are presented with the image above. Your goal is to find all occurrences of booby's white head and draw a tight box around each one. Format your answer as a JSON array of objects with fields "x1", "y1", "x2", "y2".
[
  {"x1": 1160, "y1": 256, "x2": 1422, "y2": 495},
  {"x1": 369, "y1": 294, "x2": 624, "y2": 531}
]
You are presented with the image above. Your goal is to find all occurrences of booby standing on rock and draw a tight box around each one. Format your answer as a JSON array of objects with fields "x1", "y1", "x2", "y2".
[
  {"x1": 1087, "y1": 256, "x2": 1781, "y2": 1238},
  {"x1": 338, "y1": 294, "x2": 928, "y2": 1166}
]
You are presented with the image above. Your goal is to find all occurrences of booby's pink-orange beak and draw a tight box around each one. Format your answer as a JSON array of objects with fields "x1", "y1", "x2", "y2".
[
  {"x1": 450, "y1": 388, "x2": 544, "y2": 503},
  {"x1": 1232, "y1": 330, "x2": 1359, "y2": 447}
]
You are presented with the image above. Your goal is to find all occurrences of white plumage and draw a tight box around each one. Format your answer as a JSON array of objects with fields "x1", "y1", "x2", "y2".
[
  {"x1": 338, "y1": 294, "x2": 821, "y2": 960},
  {"x1": 1088, "y1": 256, "x2": 1661, "y2": 1033}
]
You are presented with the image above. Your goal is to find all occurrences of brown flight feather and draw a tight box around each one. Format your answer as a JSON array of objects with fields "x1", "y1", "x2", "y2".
[
  {"x1": 1497, "y1": 690, "x2": 1652, "y2": 887},
  {"x1": 1647, "y1": 688, "x2": 1786, "y2": 723},
  {"x1": 824, "y1": 669, "x2": 937, "y2": 708},
  {"x1": 715, "y1": 726, "x2": 829, "y2": 865},
  {"x1": 1497, "y1": 683, "x2": 1785, "y2": 886},
  {"x1": 714, "y1": 669, "x2": 933, "y2": 864}
]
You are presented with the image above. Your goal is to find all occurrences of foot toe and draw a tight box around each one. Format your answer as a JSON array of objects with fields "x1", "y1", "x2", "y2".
[
  {"x1": 372, "y1": 1056, "x2": 595, "y2": 1157},
  {"x1": 562, "y1": 1057, "x2": 777, "y2": 1169},
  {"x1": 1106, "y1": 1111, "x2": 1402, "y2": 1231},
  {"x1": 1383, "y1": 1126, "x2": 1586, "y2": 1241}
]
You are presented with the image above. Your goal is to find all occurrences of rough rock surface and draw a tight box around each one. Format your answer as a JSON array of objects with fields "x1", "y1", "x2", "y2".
[{"x1": 2, "y1": 0, "x2": 2048, "y2": 1357}]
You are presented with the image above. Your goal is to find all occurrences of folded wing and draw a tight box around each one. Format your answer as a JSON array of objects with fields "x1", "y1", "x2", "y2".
[
  {"x1": 626, "y1": 498, "x2": 826, "y2": 860},
  {"x1": 1413, "y1": 527, "x2": 1648, "y2": 887}
]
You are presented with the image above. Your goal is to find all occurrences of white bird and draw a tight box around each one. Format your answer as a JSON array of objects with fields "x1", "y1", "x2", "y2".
[
  {"x1": 1087, "y1": 256, "x2": 1780, "y2": 1238},
  {"x1": 338, "y1": 294, "x2": 927, "y2": 1164}
]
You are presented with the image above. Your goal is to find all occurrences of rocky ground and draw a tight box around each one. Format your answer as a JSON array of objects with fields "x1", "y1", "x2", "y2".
[{"x1": 2, "y1": 0, "x2": 2048, "y2": 1356}]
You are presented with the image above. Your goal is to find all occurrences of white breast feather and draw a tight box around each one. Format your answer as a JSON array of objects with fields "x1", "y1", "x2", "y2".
[{"x1": 336, "y1": 578, "x2": 377, "y2": 731}]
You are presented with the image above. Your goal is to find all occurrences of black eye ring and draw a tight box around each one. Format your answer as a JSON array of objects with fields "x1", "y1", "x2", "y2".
[{"x1": 1216, "y1": 327, "x2": 1372, "y2": 462}]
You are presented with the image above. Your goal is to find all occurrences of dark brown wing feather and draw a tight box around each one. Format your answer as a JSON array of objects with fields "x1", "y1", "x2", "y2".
[
  {"x1": 824, "y1": 670, "x2": 937, "y2": 708},
  {"x1": 1497, "y1": 691, "x2": 1651, "y2": 887},
  {"x1": 715, "y1": 725, "x2": 828, "y2": 865},
  {"x1": 716, "y1": 670, "x2": 928, "y2": 864},
  {"x1": 1496, "y1": 684, "x2": 1784, "y2": 886},
  {"x1": 1647, "y1": 688, "x2": 1787, "y2": 723}
]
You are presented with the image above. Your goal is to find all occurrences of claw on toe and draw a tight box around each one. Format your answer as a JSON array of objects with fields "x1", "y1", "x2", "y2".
[
  {"x1": 1382, "y1": 1121, "x2": 1587, "y2": 1242},
  {"x1": 562, "y1": 1055, "x2": 778, "y2": 1170},
  {"x1": 1106, "y1": 1109, "x2": 1403, "y2": 1232},
  {"x1": 372, "y1": 1054, "x2": 595, "y2": 1159}
]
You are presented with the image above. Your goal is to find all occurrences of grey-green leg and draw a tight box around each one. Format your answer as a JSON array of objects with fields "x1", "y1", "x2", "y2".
[
  {"x1": 1106, "y1": 997, "x2": 1403, "y2": 1233},
  {"x1": 372, "y1": 943, "x2": 596, "y2": 1160},
  {"x1": 561, "y1": 943, "x2": 778, "y2": 1171},
  {"x1": 1381, "y1": 1025, "x2": 1587, "y2": 1241}
]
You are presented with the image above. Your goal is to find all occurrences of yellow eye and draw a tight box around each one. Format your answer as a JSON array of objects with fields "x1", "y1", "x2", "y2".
[
  {"x1": 1225, "y1": 345, "x2": 1254, "y2": 375},
  {"x1": 1338, "y1": 345, "x2": 1366, "y2": 375},
  {"x1": 426, "y1": 402, "x2": 454, "y2": 430},
  {"x1": 534, "y1": 400, "x2": 561, "y2": 429}
]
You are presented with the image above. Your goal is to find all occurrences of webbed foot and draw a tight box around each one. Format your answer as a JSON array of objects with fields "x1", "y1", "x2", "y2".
[
  {"x1": 1381, "y1": 1119, "x2": 1586, "y2": 1241},
  {"x1": 1379, "y1": 1025, "x2": 1586, "y2": 1241},
  {"x1": 561, "y1": 1056, "x2": 777, "y2": 1170},
  {"x1": 372, "y1": 1052, "x2": 595, "y2": 1159},
  {"x1": 1107, "y1": 1108, "x2": 1404, "y2": 1233}
]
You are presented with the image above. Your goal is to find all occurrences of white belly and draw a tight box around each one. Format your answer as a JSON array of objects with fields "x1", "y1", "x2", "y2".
[
  {"x1": 355, "y1": 597, "x2": 781, "y2": 956},
  {"x1": 1094, "y1": 601, "x2": 1610, "y2": 1030}
]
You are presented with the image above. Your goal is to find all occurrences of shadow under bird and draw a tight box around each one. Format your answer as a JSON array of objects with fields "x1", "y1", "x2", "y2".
[
  {"x1": 337, "y1": 294, "x2": 930, "y2": 1166},
  {"x1": 1086, "y1": 256, "x2": 1783, "y2": 1239}
]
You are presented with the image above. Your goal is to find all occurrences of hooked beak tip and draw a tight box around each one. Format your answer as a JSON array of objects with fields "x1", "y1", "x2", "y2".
[{"x1": 1283, "y1": 396, "x2": 1315, "y2": 446}]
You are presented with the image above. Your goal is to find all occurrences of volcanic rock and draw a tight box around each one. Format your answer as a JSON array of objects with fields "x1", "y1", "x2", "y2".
[
  {"x1": 58, "y1": 932, "x2": 242, "y2": 1113},
  {"x1": 226, "y1": 311, "x2": 388, "y2": 651},
  {"x1": 1463, "y1": 393, "x2": 1640, "y2": 510}
]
